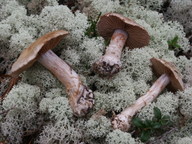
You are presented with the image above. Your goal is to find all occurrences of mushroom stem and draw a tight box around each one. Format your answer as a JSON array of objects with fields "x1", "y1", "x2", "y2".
[
  {"x1": 105, "y1": 29, "x2": 128, "y2": 62},
  {"x1": 38, "y1": 50, "x2": 94, "y2": 117},
  {"x1": 93, "y1": 29, "x2": 128, "y2": 77},
  {"x1": 112, "y1": 73, "x2": 170, "y2": 131}
]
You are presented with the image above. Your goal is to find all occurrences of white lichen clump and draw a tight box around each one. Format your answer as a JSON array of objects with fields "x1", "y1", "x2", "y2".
[
  {"x1": 1, "y1": 83, "x2": 41, "y2": 144},
  {"x1": 105, "y1": 129, "x2": 138, "y2": 144},
  {"x1": 178, "y1": 87, "x2": 192, "y2": 119},
  {"x1": 84, "y1": 116, "x2": 111, "y2": 141},
  {"x1": 0, "y1": 0, "x2": 192, "y2": 143},
  {"x1": 177, "y1": 136, "x2": 192, "y2": 144},
  {"x1": 137, "y1": 0, "x2": 164, "y2": 11},
  {"x1": 164, "y1": 0, "x2": 192, "y2": 34}
]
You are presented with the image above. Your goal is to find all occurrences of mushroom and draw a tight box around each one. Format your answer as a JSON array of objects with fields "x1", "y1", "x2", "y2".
[
  {"x1": 92, "y1": 13, "x2": 150, "y2": 77},
  {"x1": 7, "y1": 30, "x2": 94, "y2": 117},
  {"x1": 0, "y1": 30, "x2": 68, "y2": 99},
  {"x1": 8, "y1": 30, "x2": 68, "y2": 78},
  {"x1": 112, "y1": 58, "x2": 185, "y2": 131}
]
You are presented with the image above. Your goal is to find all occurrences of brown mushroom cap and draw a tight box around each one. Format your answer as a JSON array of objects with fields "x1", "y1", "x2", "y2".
[
  {"x1": 9, "y1": 30, "x2": 69, "y2": 77},
  {"x1": 97, "y1": 13, "x2": 150, "y2": 49},
  {"x1": 150, "y1": 58, "x2": 185, "y2": 92}
]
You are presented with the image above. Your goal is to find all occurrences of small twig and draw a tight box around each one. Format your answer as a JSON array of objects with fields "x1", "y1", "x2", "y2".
[
  {"x1": 0, "y1": 107, "x2": 15, "y2": 115},
  {"x1": 23, "y1": 129, "x2": 39, "y2": 137},
  {"x1": 148, "y1": 127, "x2": 179, "y2": 144},
  {"x1": 0, "y1": 76, "x2": 21, "y2": 100}
]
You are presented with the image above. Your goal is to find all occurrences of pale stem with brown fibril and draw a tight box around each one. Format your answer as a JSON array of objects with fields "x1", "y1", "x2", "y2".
[
  {"x1": 112, "y1": 73, "x2": 170, "y2": 131},
  {"x1": 38, "y1": 50, "x2": 94, "y2": 117},
  {"x1": 103, "y1": 29, "x2": 128, "y2": 65},
  {"x1": 93, "y1": 29, "x2": 128, "y2": 76}
]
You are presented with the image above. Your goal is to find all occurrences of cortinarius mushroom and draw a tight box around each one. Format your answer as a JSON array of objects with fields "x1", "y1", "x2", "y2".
[
  {"x1": 0, "y1": 30, "x2": 68, "y2": 99},
  {"x1": 112, "y1": 58, "x2": 185, "y2": 131},
  {"x1": 8, "y1": 30, "x2": 68, "y2": 77},
  {"x1": 92, "y1": 13, "x2": 150, "y2": 77},
  {"x1": 8, "y1": 30, "x2": 94, "y2": 117}
]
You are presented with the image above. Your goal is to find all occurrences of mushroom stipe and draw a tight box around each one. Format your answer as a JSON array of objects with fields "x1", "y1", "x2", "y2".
[{"x1": 38, "y1": 50, "x2": 94, "y2": 116}]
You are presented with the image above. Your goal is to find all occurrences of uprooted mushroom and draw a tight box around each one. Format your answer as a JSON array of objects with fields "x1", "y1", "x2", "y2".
[
  {"x1": 92, "y1": 13, "x2": 150, "y2": 77},
  {"x1": 112, "y1": 58, "x2": 185, "y2": 131},
  {"x1": 4, "y1": 30, "x2": 94, "y2": 117},
  {"x1": 0, "y1": 30, "x2": 69, "y2": 99}
]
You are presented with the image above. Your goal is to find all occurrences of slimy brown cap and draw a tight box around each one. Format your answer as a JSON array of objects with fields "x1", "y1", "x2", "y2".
[
  {"x1": 150, "y1": 58, "x2": 185, "y2": 92},
  {"x1": 97, "y1": 13, "x2": 150, "y2": 49},
  {"x1": 9, "y1": 30, "x2": 69, "y2": 77}
]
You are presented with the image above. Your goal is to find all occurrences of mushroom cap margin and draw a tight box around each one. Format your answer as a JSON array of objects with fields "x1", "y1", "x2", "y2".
[
  {"x1": 97, "y1": 13, "x2": 150, "y2": 49},
  {"x1": 9, "y1": 30, "x2": 69, "y2": 77},
  {"x1": 150, "y1": 57, "x2": 185, "y2": 92}
]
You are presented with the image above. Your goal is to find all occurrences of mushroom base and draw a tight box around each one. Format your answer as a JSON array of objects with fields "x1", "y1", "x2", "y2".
[
  {"x1": 92, "y1": 57, "x2": 122, "y2": 77},
  {"x1": 92, "y1": 29, "x2": 128, "y2": 77},
  {"x1": 69, "y1": 85, "x2": 94, "y2": 117},
  {"x1": 112, "y1": 114, "x2": 131, "y2": 132}
]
